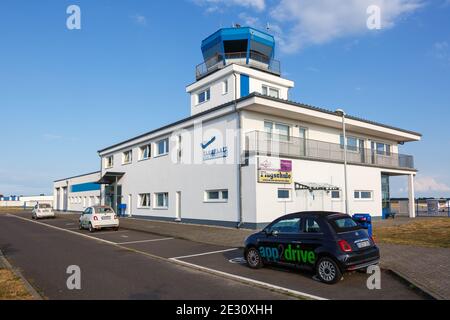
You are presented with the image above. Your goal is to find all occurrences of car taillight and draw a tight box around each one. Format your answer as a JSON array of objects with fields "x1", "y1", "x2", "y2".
[
  {"x1": 93, "y1": 216, "x2": 98, "y2": 221},
  {"x1": 371, "y1": 236, "x2": 376, "y2": 244},
  {"x1": 114, "y1": 215, "x2": 117, "y2": 220},
  {"x1": 338, "y1": 240, "x2": 353, "y2": 253}
]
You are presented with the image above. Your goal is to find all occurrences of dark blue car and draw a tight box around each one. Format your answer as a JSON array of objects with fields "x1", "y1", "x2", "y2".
[{"x1": 244, "y1": 211, "x2": 380, "y2": 284}]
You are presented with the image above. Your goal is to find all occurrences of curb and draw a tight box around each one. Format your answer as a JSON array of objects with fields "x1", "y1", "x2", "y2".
[
  {"x1": 384, "y1": 267, "x2": 442, "y2": 300},
  {"x1": 0, "y1": 250, "x2": 43, "y2": 300}
]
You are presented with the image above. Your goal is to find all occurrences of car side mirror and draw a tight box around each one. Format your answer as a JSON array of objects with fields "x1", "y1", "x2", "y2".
[{"x1": 265, "y1": 230, "x2": 279, "y2": 236}]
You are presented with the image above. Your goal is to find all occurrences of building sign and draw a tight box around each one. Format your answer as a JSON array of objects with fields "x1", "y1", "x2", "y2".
[
  {"x1": 258, "y1": 157, "x2": 292, "y2": 184},
  {"x1": 202, "y1": 136, "x2": 228, "y2": 161}
]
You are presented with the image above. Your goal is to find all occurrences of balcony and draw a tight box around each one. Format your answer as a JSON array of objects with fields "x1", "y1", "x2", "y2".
[
  {"x1": 196, "y1": 52, "x2": 281, "y2": 80},
  {"x1": 245, "y1": 131, "x2": 415, "y2": 170}
]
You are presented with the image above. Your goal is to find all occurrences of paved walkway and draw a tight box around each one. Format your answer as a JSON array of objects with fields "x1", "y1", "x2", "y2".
[{"x1": 56, "y1": 212, "x2": 449, "y2": 299}]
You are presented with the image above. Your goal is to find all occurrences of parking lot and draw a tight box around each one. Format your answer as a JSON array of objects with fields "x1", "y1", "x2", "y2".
[{"x1": 0, "y1": 211, "x2": 429, "y2": 300}]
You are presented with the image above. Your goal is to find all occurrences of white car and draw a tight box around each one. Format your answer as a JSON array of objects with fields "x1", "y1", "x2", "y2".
[
  {"x1": 79, "y1": 206, "x2": 119, "y2": 232},
  {"x1": 32, "y1": 203, "x2": 55, "y2": 219}
]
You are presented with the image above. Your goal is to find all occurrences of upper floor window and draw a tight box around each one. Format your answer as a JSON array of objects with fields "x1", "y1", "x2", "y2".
[
  {"x1": 222, "y1": 80, "x2": 229, "y2": 94},
  {"x1": 262, "y1": 85, "x2": 279, "y2": 98},
  {"x1": 372, "y1": 141, "x2": 391, "y2": 156},
  {"x1": 156, "y1": 138, "x2": 169, "y2": 156},
  {"x1": 122, "y1": 150, "x2": 132, "y2": 164},
  {"x1": 264, "y1": 121, "x2": 290, "y2": 141},
  {"x1": 197, "y1": 88, "x2": 211, "y2": 104},
  {"x1": 277, "y1": 188, "x2": 292, "y2": 201},
  {"x1": 331, "y1": 190, "x2": 341, "y2": 200},
  {"x1": 105, "y1": 156, "x2": 114, "y2": 168},
  {"x1": 340, "y1": 135, "x2": 365, "y2": 152},
  {"x1": 140, "y1": 144, "x2": 151, "y2": 160}
]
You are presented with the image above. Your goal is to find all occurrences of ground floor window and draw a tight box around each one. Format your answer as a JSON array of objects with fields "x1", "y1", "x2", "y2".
[
  {"x1": 154, "y1": 193, "x2": 169, "y2": 209},
  {"x1": 331, "y1": 190, "x2": 341, "y2": 200},
  {"x1": 205, "y1": 189, "x2": 228, "y2": 202},
  {"x1": 139, "y1": 193, "x2": 151, "y2": 208},
  {"x1": 277, "y1": 188, "x2": 292, "y2": 201},
  {"x1": 354, "y1": 190, "x2": 373, "y2": 200}
]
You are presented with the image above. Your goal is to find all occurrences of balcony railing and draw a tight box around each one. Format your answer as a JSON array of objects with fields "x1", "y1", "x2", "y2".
[
  {"x1": 245, "y1": 131, "x2": 415, "y2": 170},
  {"x1": 196, "y1": 52, "x2": 281, "y2": 80}
]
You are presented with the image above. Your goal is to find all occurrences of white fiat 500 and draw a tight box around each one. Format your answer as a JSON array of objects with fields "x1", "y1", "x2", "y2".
[
  {"x1": 32, "y1": 203, "x2": 55, "y2": 219},
  {"x1": 79, "y1": 206, "x2": 119, "y2": 232}
]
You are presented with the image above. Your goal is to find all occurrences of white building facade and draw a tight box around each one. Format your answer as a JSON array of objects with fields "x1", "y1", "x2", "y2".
[{"x1": 55, "y1": 27, "x2": 421, "y2": 228}]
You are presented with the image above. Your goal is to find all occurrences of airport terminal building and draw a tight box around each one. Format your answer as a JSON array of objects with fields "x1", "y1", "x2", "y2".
[{"x1": 54, "y1": 27, "x2": 421, "y2": 228}]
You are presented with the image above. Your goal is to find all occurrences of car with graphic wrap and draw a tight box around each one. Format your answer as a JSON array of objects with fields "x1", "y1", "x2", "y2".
[{"x1": 244, "y1": 211, "x2": 380, "y2": 284}]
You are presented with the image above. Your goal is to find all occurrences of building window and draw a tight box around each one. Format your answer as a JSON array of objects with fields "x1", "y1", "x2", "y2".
[
  {"x1": 331, "y1": 190, "x2": 341, "y2": 200},
  {"x1": 154, "y1": 193, "x2": 169, "y2": 209},
  {"x1": 340, "y1": 135, "x2": 365, "y2": 152},
  {"x1": 277, "y1": 188, "x2": 292, "y2": 201},
  {"x1": 354, "y1": 190, "x2": 373, "y2": 200},
  {"x1": 205, "y1": 189, "x2": 229, "y2": 202},
  {"x1": 262, "y1": 85, "x2": 280, "y2": 98},
  {"x1": 105, "y1": 156, "x2": 114, "y2": 168},
  {"x1": 140, "y1": 144, "x2": 151, "y2": 160},
  {"x1": 373, "y1": 141, "x2": 391, "y2": 156},
  {"x1": 264, "y1": 121, "x2": 290, "y2": 141},
  {"x1": 122, "y1": 150, "x2": 132, "y2": 164},
  {"x1": 197, "y1": 88, "x2": 211, "y2": 104},
  {"x1": 222, "y1": 80, "x2": 229, "y2": 94},
  {"x1": 156, "y1": 138, "x2": 169, "y2": 156},
  {"x1": 138, "y1": 193, "x2": 151, "y2": 208}
]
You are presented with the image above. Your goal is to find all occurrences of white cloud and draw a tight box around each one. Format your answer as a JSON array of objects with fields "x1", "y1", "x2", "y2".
[
  {"x1": 194, "y1": 0, "x2": 266, "y2": 12},
  {"x1": 131, "y1": 14, "x2": 147, "y2": 26},
  {"x1": 270, "y1": 0, "x2": 424, "y2": 53},
  {"x1": 415, "y1": 176, "x2": 450, "y2": 193}
]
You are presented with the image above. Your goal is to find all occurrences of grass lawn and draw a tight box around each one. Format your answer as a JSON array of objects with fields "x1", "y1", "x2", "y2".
[
  {"x1": 0, "y1": 268, "x2": 33, "y2": 300},
  {"x1": 374, "y1": 218, "x2": 450, "y2": 248}
]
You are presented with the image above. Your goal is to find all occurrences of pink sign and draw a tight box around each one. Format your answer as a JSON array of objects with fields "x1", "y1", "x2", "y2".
[{"x1": 280, "y1": 160, "x2": 292, "y2": 172}]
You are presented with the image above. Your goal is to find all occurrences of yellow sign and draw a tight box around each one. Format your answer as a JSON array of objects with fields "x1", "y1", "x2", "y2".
[{"x1": 258, "y1": 170, "x2": 292, "y2": 184}]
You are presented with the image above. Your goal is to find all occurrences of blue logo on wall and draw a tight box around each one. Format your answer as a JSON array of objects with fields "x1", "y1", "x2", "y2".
[{"x1": 201, "y1": 136, "x2": 228, "y2": 161}]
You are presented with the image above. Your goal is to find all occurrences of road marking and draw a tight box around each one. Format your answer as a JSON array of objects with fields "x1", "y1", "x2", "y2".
[
  {"x1": 171, "y1": 248, "x2": 239, "y2": 260},
  {"x1": 116, "y1": 238, "x2": 174, "y2": 245},
  {"x1": 170, "y1": 258, "x2": 327, "y2": 301},
  {"x1": 5, "y1": 214, "x2": 325, "y2": 300},
  {"x1": 65, "y1": 223, "x2": 75, "y2": 226}
]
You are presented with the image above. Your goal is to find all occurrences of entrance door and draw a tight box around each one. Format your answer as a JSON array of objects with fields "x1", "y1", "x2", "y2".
[
  {"x1": 175, "y1": 191, "x2": 181, "y2": 221},
  {"x1": 63, "y1": 187, "x2": 68, "y2": 211}
]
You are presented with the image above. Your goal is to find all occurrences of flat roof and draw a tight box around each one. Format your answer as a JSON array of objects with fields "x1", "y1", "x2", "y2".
[
  {"x1": 97, "y1": 93, "x2": 422, "y2": 154},
  {"x1": 54, "y1": 171, "x2": 101, "y2": 183}
]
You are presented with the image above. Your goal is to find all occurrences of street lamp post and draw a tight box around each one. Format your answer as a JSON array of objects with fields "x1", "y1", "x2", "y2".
[{"x1": 336, "y1": 109, "x2": 349, "y2": 215}]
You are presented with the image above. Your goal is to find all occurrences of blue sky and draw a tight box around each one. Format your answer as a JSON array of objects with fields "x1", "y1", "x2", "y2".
[{"x1": 0, "y1": 0, "x2": 449, "y2": 197}]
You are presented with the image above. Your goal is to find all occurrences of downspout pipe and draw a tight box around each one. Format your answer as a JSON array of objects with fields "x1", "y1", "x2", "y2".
[{"x1": 233, "y1": 73, "x2": 244, "y2": 229}]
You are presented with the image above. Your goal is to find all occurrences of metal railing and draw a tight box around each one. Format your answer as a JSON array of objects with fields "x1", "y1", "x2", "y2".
[
  {"x1": 245, "y1": 131, "x2": 415, "y2": 170},
  {"x1": 196, "y1": 52, "x2": 281, "y2": 80}
]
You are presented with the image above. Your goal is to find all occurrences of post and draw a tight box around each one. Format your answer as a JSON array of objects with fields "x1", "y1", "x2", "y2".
[
  {"x1": 408, "y1": 174, "x2": 416, "y2": 218},
  {"x1": 342, "y1": 113, "x2": 349, "y2": 215}
]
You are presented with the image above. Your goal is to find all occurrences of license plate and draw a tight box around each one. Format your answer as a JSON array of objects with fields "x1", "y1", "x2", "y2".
[
  {"x1": 356, "y1": 240, "x2": 370, "y2": 249},
  {"x1": 101, "y1": 216, "x2": 111, "y2": 221}
]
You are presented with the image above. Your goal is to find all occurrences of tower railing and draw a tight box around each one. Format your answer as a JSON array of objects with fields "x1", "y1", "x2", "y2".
[{"x1": 196, "y1": 52, "x2": 281, "y2": 80}]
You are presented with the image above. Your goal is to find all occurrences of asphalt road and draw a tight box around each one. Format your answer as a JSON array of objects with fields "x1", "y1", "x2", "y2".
[{"x1": 0, "y1": 212, "x2": 427, "y2": 300}]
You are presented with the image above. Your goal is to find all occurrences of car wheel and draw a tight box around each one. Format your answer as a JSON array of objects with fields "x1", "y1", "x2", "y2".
[
  {"x1": 245, "y1": 247, "x2": 264, "y2": 269},
  {"x1": 114, "y1": 227, "x2": 119, "y2": 231},
  {"x1": 316, "y1": 257, "x2": 342, "y2": 284},
  {"x1": 88, "y1": 223, "x2": 95, "y2": 233},
  {"x1": 79, "y1": 222, "x2": 83, "y2": 230}
]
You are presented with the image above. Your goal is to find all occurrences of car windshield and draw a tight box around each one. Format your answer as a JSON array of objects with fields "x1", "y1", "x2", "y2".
[
  {"x1": 96, "y1": 207, "x2": 113, "y2": 214},
  {"x1": 329, "y1": 217, "x2": 360, "y2": 233},
  {"x1": 39, "y1": 204, "x2": 51, "y2": 208}
]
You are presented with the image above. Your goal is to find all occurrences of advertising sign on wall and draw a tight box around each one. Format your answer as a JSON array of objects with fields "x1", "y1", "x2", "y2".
[{"x1": 258, "y1": 157, "x2": 292, "y2": 184}]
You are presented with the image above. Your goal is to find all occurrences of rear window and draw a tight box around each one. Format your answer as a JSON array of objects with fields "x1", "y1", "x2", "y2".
[
  {"x1": 96, "y1": 207, "x2": 113, "y2": 214},
  {"x1": 329, "y1": 217, "x2": 360, "y2": 232},
  {"x1": 39, "y1": 204, "x2": 51, "y2": 208}
]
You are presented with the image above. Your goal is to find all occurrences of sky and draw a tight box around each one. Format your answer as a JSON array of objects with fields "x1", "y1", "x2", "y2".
[{"x1": 0, "y1": 0, "x2": 449, "y2": 198}]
